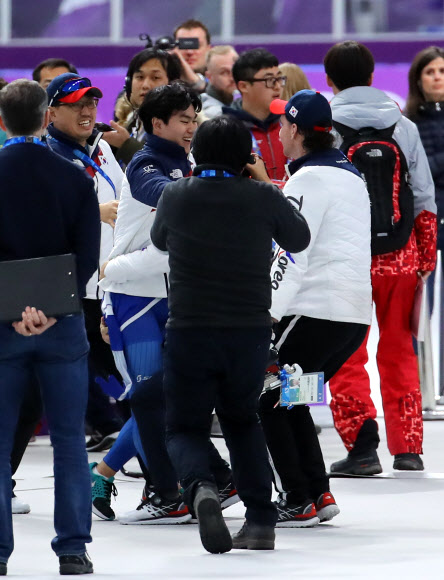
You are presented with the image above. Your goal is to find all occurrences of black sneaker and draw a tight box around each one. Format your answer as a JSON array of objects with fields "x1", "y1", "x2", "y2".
[
  {"x1": 275, "y1": 495, "x2": 319, "y2": 528},
  {"x1": 59, "y1": 553, "x2": 93, "y2": 575},
  {"x1": 119, "y1": 491, "x2": 191, "y2": 525},
  {"x1": 193, "y1": 482, "x2": 232, "y2": 554},
  {"x1": 232, "y1": 521, "x2": 275, "y2": 550},
  {"x1": 90, "y1": 462, "x2": 117, "y2": 520},
  {"x1": 393, "y1": 453, "x2": 424, "y2": 471},
  {"x1": 330, "y1": 449, "x2": 382, "y2": 476},
  {"x1": 0, "y1": 561, "x2": 6, "y2": 576},
  {"x1": 86, "y1": 431, "x2": 119, "y2": 452},
  {"x1": 218, "y1": 480, "x2": 240, "y2": 510}
]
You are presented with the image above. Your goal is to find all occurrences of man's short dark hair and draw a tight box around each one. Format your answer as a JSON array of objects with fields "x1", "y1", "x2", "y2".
[
  {"x1": 174, "y1": 19, "x2": 211, "y2": 45},
  {"x1": 297, "y1": 126, "x2": 335, "y2": 153},
  {"x1": 232, "y1": 48, "x2": 279, "y2": 84},
  {"x1": 0, "y1": 79, "x2": 48, "y2": 135},
  {"x1": 193, "y1": 115, "x2": 252, "y2": 173},
  {"x1": 139, "y1": 81, "x2": 201, "y2": 134},
  {"x1": 324, "y1": 41, "x2": 374, "y2": 91},
  {"x1": 32, "y1": 58, "x2": 78, "y2": 83},
  {"x1": 126, "y1": 48, "x2": 182, "y2": 89}
]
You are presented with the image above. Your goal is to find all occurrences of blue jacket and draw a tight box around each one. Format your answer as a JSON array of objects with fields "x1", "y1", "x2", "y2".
[
  {"x1": 46, "y1": 123, "x2": 124, "y2": 298},
  {"x1": 126, "y1": 133, "x2": 191, "y2": 208},
  {"x1": 0, "y1": 139, "x2": 100, "y2": 297},
  {"x1": 46, "y1": 123, "x2": 102, "y2": 168}
]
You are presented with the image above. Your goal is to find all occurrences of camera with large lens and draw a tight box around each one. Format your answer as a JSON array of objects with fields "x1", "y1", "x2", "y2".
[
  {"x1": 138, "y1": 33, "x2": 199, "y2": 51},
  {"x1": 155, "y1": 35, "x2": 200, "y2": 50}
]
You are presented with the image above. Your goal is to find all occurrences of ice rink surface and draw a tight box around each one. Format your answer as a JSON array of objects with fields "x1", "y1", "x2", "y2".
[{"x1": 9, "y1": 416, "x2": 444, "y2": 579}]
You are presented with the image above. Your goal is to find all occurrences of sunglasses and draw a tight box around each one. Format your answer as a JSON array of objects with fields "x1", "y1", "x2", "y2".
[
  {"x1": 49, "y1": 77, "x2": 92, "y2": 106},
  {"x1": 56, "y1": 98, "x2": 99, "y2": 112}
]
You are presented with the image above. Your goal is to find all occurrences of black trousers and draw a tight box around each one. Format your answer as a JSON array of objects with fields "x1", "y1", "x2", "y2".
[
  {"x1": 130, "y1": 371, "x2": 232, "y2": 496},
  {"x1": 164, "y1": 326, "x2": 277, "y2": 526},
  {"x1": 259, "y1": 316, "x2": 368, "y2": 504},
  {"x1": 82, "y1": 299, "x2": 126, "y2": 435}
]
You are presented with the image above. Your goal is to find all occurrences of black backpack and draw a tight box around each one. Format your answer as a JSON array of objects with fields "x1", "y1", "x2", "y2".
[{"x1": 333, "y1": 122, "x2": 414, "y2": 255}]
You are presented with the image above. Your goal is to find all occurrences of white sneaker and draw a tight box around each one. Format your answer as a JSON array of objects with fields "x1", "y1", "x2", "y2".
[
  {"x1": 119, "y1": 492, "x2": 191, "y2": 525},
  {"x1": 12, "y1": 494, "x2": 30, "y2": 514}
]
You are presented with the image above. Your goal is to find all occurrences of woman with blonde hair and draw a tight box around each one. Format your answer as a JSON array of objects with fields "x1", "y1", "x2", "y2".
[{"x1": 279, "y1": 63, "x2": 311, "y2": 100}]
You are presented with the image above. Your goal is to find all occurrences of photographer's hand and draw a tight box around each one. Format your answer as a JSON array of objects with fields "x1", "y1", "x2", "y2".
[
  {"x1": 101, "y1": 121, "x2": 131, "y2": 148},
  {"x1": 170, "y1": 48, "x2": 205, "y2": 89},
  {"x1": 246, "y1": 154, "x2": 272, "y2": 183}
]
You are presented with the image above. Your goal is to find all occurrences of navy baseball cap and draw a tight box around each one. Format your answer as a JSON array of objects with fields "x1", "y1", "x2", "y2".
[
  {"x1": 47, "y1": 73, "x2": 103, "y2": 106},
  {"x1": 270, "y1": 89, "x2": 332, "y2": 132}
]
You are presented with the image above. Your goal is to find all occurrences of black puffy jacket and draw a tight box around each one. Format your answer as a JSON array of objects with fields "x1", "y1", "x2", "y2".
[{"x1": 412, "y1": 102, "x2": 444, "y2": 249}]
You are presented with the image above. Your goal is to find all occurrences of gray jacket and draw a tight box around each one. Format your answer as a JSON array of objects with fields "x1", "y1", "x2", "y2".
[
  {"x1": 330, "y1": 86, "x2": 436, "y2": 218},
  {"x1": 201, "y1": 93, "x2": 225, "y2": 119}
]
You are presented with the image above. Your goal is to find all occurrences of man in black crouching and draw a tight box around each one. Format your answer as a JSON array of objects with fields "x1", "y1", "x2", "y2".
[{"x1": 150, "y1": 115, "x2": 311, "y2": 554}]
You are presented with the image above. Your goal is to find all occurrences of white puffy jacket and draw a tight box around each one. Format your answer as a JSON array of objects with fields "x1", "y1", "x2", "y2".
[
  {"x1": 98, "y1": 174, "x2": 169, "y2": 298},
  {"x1": 270, "y1": 149, "x2": 372, "y2": 325}
]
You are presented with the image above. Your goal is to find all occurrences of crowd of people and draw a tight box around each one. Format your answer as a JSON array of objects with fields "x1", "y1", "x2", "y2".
[{"x1": 0, "y1": 17, "x2": 440, "y2": 576}]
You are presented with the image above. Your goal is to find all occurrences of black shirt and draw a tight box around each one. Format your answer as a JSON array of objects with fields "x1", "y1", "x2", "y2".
[{"x1": 151, "y1": 165, "x2": 310, "y2": 328}]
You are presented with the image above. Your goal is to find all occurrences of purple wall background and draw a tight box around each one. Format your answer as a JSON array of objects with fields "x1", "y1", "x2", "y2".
[
  {"x1": 1, "y1": 39, "x2": 442, "y2": 68},
  {"x1": 0, "y1": 40, "x2": 434, "y2": 121},
  {"x1": 0, "y1": 63, "x2": 410, "y2": 124}
]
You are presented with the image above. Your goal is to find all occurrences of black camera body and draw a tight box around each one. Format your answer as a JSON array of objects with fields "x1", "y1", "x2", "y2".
[
  {"x1": 138, "y1": 33, "x2": 199, "y2": 51},
  {"x1": 155, "y1": 36, "x2": 199, "y2": 50}
]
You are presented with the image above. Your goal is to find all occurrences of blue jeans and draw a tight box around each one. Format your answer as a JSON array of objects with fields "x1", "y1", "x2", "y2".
[{"x1": 0, "y1": 315, "x2": 92, "y2": 562}]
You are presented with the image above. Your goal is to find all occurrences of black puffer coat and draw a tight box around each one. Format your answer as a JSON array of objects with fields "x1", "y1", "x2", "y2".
[{"x1": 412, "y1": 101, "x2": 444, "y2": 250}]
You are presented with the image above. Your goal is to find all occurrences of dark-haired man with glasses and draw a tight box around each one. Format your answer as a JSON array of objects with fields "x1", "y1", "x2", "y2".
[
  {"x1": 223, "y1": 48, "x2": 287, "y2": 182},
  {"x1": 46, "y1": 73, "x2": 126, "y2": 453}
]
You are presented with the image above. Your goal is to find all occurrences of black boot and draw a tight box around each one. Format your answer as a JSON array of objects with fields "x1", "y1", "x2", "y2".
[
  {"x1": 193, "y1": 481, "x2": 232, "y2": 554},
  {"x1": 232, "y1": 521, "x2": 275, "y2": 550},
  {"x1": 393, "y1": 453, "x2": 424, "y2": 471},
  {"x1": 59, "y1": 553, "x2": 93, "y2": 575},
  {"x1": 330, "y1": 449, "x2": 382, "y2": 475},
  {"x1": 0, "y1": 561, "x2": 6, "y2": 576},
  {"x1": 331, "y1": 419, "x2": 382, "y2": 475}
]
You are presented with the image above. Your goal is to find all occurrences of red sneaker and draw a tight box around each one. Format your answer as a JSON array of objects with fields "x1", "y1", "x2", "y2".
[
  {"x1": 275, "y1": 496, "x2": 319, "y2": 528},
  {"x1": 316, "y1": 492, "x2": 340, "y2": 523}
]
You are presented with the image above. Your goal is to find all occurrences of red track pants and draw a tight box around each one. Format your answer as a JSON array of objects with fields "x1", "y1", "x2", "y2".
[{"x1": 329, "y1": 273, "x2": 423, "y2": 455}]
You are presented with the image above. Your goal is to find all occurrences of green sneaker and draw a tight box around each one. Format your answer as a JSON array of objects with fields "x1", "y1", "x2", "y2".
[{"x1": 89, "y1": 462, "x2": 117, "y2": 520}]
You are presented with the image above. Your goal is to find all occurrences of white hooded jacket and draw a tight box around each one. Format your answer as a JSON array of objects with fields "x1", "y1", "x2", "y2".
[{"x1": 270, "y1": 148, "x2": 372, "y2": 325}]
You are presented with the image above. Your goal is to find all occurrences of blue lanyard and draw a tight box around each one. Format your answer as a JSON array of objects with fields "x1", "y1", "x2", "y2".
[
  {"x1": 250, "y1": 132, "x2": 261, "y2": 156},
  {"x1": 3, "y1": 136, "x2": 46, "y2": 148},
  {"x1": 198, "y1": 170, "x2": 236, "y2": 178},
  {"x1": 72, "y1": 148, "x2": 116, "y2": 198},
  {"x1": 49, "y1": 136, "x2": 116, "y2": 198}
]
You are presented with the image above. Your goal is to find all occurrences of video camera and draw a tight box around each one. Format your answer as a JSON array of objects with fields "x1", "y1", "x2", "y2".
[{"x1": 139, "y1": 33, "x2": 199, "y2": 51}]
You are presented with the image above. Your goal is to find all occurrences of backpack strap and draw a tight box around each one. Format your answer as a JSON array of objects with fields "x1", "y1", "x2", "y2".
[
  {"x1": 333, "y1": 121, "x2": 397, "y2": 141},
  {"x1": 332, "y1": 121, "x2": 360, "y2": 140}
]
